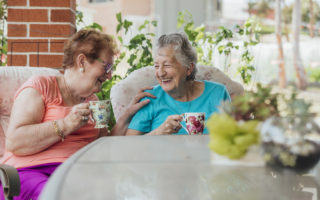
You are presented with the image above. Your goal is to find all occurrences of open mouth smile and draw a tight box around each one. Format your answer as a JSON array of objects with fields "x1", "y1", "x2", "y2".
[{"x1": 160, "y1": 79, "x2": 172, "y2": 84}]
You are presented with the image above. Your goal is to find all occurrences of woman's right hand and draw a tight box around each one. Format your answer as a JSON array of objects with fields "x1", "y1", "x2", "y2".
[
  {"x1": 125, "y1": 86, "x2": 156, "y2": 117},
  {"x1": 114, "y1": 87, "x2": 156, "y2": 136},
  {"x1": 62, "y1": 103, "x2": 91, "y2": 135},
  {"x1": 152, "y1": 115, "x2": 183, "y2": 135}
]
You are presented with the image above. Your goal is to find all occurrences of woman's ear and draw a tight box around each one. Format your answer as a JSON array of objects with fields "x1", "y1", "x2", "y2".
[
  {"x1": 77, "y1": 53, "x2": 86, "y2": 72},
  {"x1": 187, "y1": 63, "x2": 195, "y2": 76}
]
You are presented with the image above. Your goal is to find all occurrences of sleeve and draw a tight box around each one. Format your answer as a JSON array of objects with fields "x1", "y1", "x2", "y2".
[
  {"x1": 128, "y1": 96, "x2": 154, "y2": 133},
  {"x1": 222, "y1": 86, "x2": 231, "y2": 102},
  {"x1": 207, "y1": 83, "x2": 231, "y2": 115}
]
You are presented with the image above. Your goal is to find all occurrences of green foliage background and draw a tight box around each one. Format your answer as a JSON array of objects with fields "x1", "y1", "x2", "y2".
[
  {"x1": 0, "y1": 0, "x2": 7, "y2": 66},
  {"x1": 76, "y1": 11, "x2": 261, "y2": 129},
  {"x1": 177, "y1": 11, "x2": 260, "y2": 84}
]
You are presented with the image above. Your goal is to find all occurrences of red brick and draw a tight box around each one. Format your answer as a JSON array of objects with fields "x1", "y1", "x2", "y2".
[
  {"x1": 8, "y1": 39, "x2": 48, "y2": 53},
  {"x1": 30, "y1": 0, "x2": 72, "y2": 7},
  {"x1": 50, "y1": 39, "x2": 67, "y2": 53},
  {"x1": 30, "y1": 24, "x2": 75, "y2": 38},
  {"x1": 30, "y1": 54, "x2": 63, "y2": 68},
  {"x1": 8, "y1": 9, "x2": 48, "y2": 22},
  {"x1": 8, "y1": 24, "x2": 27, "y2": 37},
  {"x1": 51, "y1": 9, "x2": 75, "y2": 23},
  {"x1": 7, "y1": 54, "x2": 27, "y2": 66},
  {"x1": 7, "y1": 0, "x2": 27, "y2": 6}
]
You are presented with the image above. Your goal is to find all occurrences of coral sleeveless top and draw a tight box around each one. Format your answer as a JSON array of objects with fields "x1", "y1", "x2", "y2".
[{"x1": 0, "y1": 76, "x2": 99, "y2": 168}]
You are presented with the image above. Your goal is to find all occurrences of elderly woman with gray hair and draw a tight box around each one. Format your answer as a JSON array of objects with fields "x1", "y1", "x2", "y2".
[{"x1": 126, "y1": 33, "x2": 230, "y2": 135}]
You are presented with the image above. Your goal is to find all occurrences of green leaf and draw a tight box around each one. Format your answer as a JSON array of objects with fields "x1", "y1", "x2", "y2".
[
  {"x1": 151, "y1": 20, "x2": 157, "y2": 27},
  {"x1": 146, "y1": 33, "x2": 155, "y2": 37},
  {"x1": 119, "y1": 52, "x2": 126, "y2": 59},
  {"x1": 138, "y1": 20, "x2": 149, "y2": 31},
  {"x1": 123, "y1": 20, "x2": 133, "y2": 34},
  {"x1": 116, "y1": 12, "x2": 122, "y2": 23},
  {"x1": 92, "y1": 22, "x2": 103, "y2": 30},
  {"x1": 177, "y1": 11, "x2": 186, "y2": 28},
  {"x1": 226, "y1": 42, "x2": 233, "y2": 47},
  {"x1": 249, "y1": 40, "x2": 258, "y2": 46},
  {"x1": 224, "y1": 49, "x2": 231, "y2": 55},
  {"x1": 116, "y1": 23, "x2": 122, "y2": 33},
  {"x1": 127, "y1": 54, "x2": 137, "y2": 65},
  {"x1": 117, "y1": 36, "x2": 123, "y2": 44},
  {"x1": 195, "y1": 32, "x2": 204, "y2": 42},
  {"x1": 84, "y1": 22, "x2": 103, "y2": 31},
  {"x1": 218, "y1": 45, "x2": 225, "y2": 54},
  {"x1": 195, "y1": 24, "x2": 205, "y2": 32}
]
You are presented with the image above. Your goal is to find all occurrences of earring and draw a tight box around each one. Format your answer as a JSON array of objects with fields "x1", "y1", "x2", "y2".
[{"x1": 80, "y1": 68, "x2": 84, "y2": 73}]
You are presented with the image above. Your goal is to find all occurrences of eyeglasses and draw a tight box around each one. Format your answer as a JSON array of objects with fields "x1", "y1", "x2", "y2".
[{"x1": 96, "y1": 58, "x2": 113, "y2": 74}]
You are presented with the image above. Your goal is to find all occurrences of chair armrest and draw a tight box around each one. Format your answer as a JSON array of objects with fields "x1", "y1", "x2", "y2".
[{"x1": 0, "y1": 164, "x2": 20, "y2": 199}]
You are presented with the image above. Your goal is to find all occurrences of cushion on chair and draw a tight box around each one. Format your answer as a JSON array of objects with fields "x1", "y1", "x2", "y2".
[
  {"x1": 110, "y1": 65, "x2": 244, "y2": 121},
  {"x1": 0, "y1": 67, "x2": 61, "y2": 157}
]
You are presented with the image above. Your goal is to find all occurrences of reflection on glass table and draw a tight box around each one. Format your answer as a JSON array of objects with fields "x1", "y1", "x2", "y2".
[{"x1": 40, "y1": 135, "x2": 320, "y2": 200}]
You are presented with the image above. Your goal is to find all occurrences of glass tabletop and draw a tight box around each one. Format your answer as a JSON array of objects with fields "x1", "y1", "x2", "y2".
[{"x1": 41, "y1": 135, "x2": 320, "y2": 200}]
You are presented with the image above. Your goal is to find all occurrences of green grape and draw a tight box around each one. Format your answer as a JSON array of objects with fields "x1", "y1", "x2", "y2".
[
  {"x1": 238, "y1": 121, "x2": 260, "y2": 143},
  {"x1": 227, "y1": 145, "x2": 246, "y2": 159},
  {"x1": 238, "y1": 120, "x2": 259, "y2": 135},
  {"x1": 208, "y1": 135, "x2": 231, "y2": 155},
  {"x1": 234, "y1": 134, "x2": 256, "y2": 151},
  {"x1": 207, "y1": 114, "x2": 261, "y2": 159},
  {"x1": 207, "y1": 114, "x2": 238, "y2": 137}
]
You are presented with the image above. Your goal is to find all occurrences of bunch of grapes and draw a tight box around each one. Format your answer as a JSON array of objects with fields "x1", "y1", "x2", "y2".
[{"x1": 207, "y1": 114, "x2": 260, "y2": 159}]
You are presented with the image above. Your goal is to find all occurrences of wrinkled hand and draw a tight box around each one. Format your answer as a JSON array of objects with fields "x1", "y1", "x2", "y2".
[
  {"x1": 154, "y1": 115, "x2": 183, "y2": 135},
  {"x1": 126, "y1": 86, "x2": 156, "y2": 117},
  {"x1": 63, "y1": 103, "x2": 91, "y2": 134}
]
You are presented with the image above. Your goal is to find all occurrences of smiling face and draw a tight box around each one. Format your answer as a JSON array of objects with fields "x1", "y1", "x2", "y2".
[
  {"x1": 78, "y1": 50, "x2": 113, "y2": 97},
  {"x1": 154, "y1": 46, "x2": 192, "y2": 96}
]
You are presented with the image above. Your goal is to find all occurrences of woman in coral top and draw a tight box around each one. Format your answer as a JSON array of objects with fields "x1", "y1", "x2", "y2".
[{"x1": 0, "y1": 29, "x2": 154, "y2": 200}]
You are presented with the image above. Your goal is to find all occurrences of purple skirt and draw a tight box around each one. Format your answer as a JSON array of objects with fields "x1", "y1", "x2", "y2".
[{"x1": 0, "y1": 162, "x2": 61, "y2": 200}]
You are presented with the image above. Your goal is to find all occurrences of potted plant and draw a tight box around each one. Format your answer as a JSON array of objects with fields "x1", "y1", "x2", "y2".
[
  {"x1": 207, "y1": 83, "x2": 279, "y2": 166},
  {"x1": 207, "y1": 84, "x2": 320, "y2": 171}
]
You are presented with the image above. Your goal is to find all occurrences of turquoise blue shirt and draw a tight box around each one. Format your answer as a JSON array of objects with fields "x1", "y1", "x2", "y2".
[{"x1": 128, "y1": 80, "x2": 231, "y2": 135}]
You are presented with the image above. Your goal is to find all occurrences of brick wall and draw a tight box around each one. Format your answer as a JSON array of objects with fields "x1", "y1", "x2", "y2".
[{"x1": 7, "y1": 0, "x2": 76, "y2": 68}]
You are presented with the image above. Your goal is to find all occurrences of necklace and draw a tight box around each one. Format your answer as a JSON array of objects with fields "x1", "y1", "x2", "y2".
[{"x1": 63, "y1": 76, "x2": 77, "y2": 105}]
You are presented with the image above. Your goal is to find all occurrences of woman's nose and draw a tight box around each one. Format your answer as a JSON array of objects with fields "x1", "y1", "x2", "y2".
[{"x1": 157, "y1": 66, "x2": 166, "y2": 76}]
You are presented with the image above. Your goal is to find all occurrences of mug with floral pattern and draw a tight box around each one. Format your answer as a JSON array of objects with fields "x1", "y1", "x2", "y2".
[
  {"x1": 89, "y1": 100, "x2": 111, "y2": 128},
  {"x1": 182, "y1": 112, "x2": 205, "y2": 135}
]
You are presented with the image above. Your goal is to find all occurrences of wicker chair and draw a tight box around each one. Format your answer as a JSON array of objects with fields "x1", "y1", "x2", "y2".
[{"x1": 110, "y1": 65, "x2": 244, "y2": 120}]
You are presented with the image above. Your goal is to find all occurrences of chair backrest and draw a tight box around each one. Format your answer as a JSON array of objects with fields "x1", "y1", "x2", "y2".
[
  {"x1": 0, "y1": 67, "x2": 60, "y2": 157},
  {"x1": 110, "y1": 65, "x2": 244, "y2": 120}
]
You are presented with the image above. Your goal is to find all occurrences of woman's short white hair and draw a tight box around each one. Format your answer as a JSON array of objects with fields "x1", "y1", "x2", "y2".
[{"x1": 157, "y1": 33, "x2": 197, "y2": 80}]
